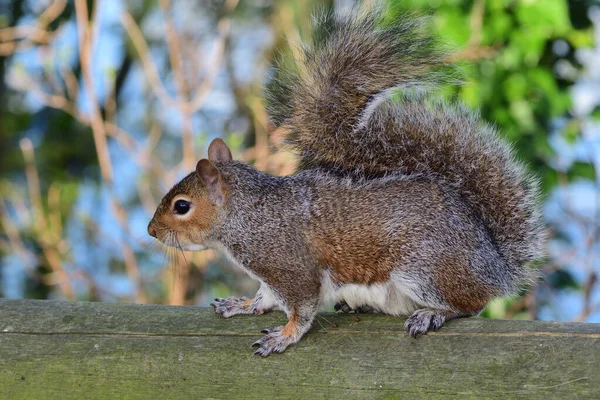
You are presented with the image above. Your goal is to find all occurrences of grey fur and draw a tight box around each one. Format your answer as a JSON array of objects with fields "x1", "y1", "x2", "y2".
[
  {"x1": 150, "y1": 6, "x2": 545, "y2": 356},
  {"x1": 267, "y1": 7, "x2": 544, "y2": 287},
  {"x1": 207, "y1": 161, "x2": 523, "y2": 333}
]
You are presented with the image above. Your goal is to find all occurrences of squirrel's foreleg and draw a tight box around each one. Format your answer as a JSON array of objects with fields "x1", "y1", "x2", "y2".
[
  {"x1": 211, "y1": 283, "x2": 278, "y2": 318},
  {"x1": 253, "y1": 299, "x2": 319, "y2": 357}
]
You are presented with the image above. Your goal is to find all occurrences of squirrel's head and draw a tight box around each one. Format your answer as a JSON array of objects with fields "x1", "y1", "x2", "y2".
[{"x1": 147, "y1": 138, "x2": 232, "y2": 251}]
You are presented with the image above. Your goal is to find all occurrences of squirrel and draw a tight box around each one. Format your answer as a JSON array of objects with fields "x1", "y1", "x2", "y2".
[{"x1": 148, "y1": 6, "x2": 544, "y2": 356}]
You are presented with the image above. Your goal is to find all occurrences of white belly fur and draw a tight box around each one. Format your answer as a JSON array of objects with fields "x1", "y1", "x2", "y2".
[
  {"x1": 215, "y1": 242, "x2": 423, "y2": 316},
  {"x1": 320, "y1": 270, "x2": 422, "y2": 316}
]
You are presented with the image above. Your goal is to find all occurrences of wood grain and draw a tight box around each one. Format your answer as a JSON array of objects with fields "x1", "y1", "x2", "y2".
[{"x1": 0, "y1": 299, "x2": 598, "y2": 399}]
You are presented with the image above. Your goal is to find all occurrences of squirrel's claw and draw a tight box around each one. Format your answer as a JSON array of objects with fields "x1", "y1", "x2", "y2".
[
  {"x1": 334, "y1": 301, "x2": 353, "y2": 313},
  {"x1": 404, "y1": 309, "x2": 450, "y2": 337},
  {"x1": 334, "y1": 301, "x2": 378, "y2": 314},
  {"x1": 252, "y1": 327, "x2": 295, "y2": 357},
  {"x1": 260, "y1": 326, "x2": 283, "y2": 334},
  {"x1": 211, "y1": 296, "x2": 259, "y2": 318}
]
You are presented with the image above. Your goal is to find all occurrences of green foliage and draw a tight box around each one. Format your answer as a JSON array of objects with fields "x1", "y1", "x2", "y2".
[
  {"x1": 546, "y1": 268, "x2": 580, "y2": 290},
  {"x1": 388, "y1": 0, "x2": 594, "y2": 195}
]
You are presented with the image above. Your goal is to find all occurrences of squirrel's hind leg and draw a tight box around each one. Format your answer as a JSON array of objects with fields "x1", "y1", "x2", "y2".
[
  {"x1": 211, "y1": 283, "x2": 277, "y2": 318},
  {"x1": 404, "y1": 309, "x2": 475, "y2": 337}
]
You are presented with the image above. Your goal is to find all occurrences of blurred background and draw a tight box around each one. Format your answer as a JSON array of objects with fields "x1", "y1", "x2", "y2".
[{"x1": 0, "y1": 0, "x2": 598, "y2": 322}]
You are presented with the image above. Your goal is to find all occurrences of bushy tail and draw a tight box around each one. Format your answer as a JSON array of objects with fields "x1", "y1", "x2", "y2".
[
  {"x1": 266, "y1": 6, "x2": 545, "y2": 283},
  {"x1": 266, "y1": 7, "x2": 453, "y2": 157},
  {"x1": 372, "y1": 98, "x2": 545, "y2": 282}
]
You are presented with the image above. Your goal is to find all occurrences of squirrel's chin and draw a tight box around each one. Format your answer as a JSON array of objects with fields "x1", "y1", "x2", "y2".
[{"x1": 178, "y1": 243, "x2": 206, "y2": 251}]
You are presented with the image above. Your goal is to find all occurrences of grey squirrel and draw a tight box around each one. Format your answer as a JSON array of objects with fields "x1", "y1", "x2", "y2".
[{"x1": 148, "y1": 7, "x2": 544, "y2": 356}]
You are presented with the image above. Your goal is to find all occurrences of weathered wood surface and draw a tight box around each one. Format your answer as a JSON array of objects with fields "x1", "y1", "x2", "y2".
[{"x1": 0, "y1": 300, "x2": 598, "y2": 399}]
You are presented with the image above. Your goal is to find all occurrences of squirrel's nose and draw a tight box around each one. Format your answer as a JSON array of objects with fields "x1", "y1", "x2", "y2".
[{"x1": 148, "y1": 223, "x2": 157, "y2": 238}]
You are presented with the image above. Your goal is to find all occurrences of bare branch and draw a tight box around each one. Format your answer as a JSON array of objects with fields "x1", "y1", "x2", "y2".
[
  {"x1": 75, "y1": 0, "x2": 146, "y2": 303},
  {"x1": 75, "y1": 0, "x2": 114, "y2": 184},
  {"x1": 120, "y1": 11, "x2": 178, "y2": 107},
  {"x1": 159, "y1": 0, "x2": 195, "y2": 170},
  {"x1": 188, "y1": 0, "x2": 239, "y2": 111},
  {"x1": 20, "y1": 139, "x2": 75, "y2": 300},
  {"x1": 0, "y1": 0, "x2": 67, "y2": 55},
  {"x1": 0, "y1": 198, "x2": 36, "y2": 272}
]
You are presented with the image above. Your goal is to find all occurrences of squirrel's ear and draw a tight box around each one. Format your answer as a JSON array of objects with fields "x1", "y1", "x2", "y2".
[
  {"x1": 196, "y1": 159, "x2": 226, "y2": 204},
  {"x1": 208, "y1": 138, "x2": 233, "y2": 163},
  {"x1": 196, "y1": 159, "x2": 219, "y2": 185}
]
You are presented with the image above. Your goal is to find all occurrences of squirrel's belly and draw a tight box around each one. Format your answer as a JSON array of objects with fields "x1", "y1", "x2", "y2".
[{"x1": 320, "y1": 270, "x2": 420, "y2": 316}]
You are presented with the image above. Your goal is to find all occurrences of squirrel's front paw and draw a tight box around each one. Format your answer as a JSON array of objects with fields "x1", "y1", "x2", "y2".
[
  {"x1": 252, "y1": 327, "x2": 296, "y2": 357},
  {"x1": 211, "y1": 296, "x2": 262, "y2": 318}
]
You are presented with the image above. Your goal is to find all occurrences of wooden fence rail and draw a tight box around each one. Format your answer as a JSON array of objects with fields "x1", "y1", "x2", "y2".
[{"x1": 0, "y1": 299, "x2": 598, "y2": 399}]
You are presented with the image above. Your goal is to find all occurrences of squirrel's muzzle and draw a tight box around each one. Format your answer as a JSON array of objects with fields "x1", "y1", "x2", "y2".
[{"x1": 147, "y1": 222, "x2": 157, "y2": 238}]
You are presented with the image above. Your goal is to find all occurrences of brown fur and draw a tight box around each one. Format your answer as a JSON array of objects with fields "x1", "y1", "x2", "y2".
[
  {"x1": 434, "y1": 255, "x2": 498, "y2": 314},
  {"x1": 186, "y1": 196, "x2": 217, "y2": 231},
  {"x1": 281, "y1": 312, "x2": 298, "y2": 337},
  {"x1": 311, "y1": 226, "x2": 395, "y2": 285},
  {"x1": 148, "y1": 176, "x2": 218, "y2": 247}
]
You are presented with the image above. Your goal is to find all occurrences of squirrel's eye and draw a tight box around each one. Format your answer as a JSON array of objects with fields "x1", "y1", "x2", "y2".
[{"x1": 173, "y1": 200, "x2": 191, "y2": 215}]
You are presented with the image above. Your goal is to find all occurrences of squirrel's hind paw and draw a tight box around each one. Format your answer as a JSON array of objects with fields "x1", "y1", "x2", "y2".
[
  {"x1": 334, "y1": 300, "x2": 378, "y2": 314},
  {"x1": 404, "y1": 309, "x2": 453, "y2": 337},
  {"x1": 252, "y1": 328, "x2": 297, "y2": 357}
]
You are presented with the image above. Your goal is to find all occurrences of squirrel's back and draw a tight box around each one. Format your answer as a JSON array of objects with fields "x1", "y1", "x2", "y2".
[{"x1": 266, "y1": 6, "x2": 545, "y2": 287}]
